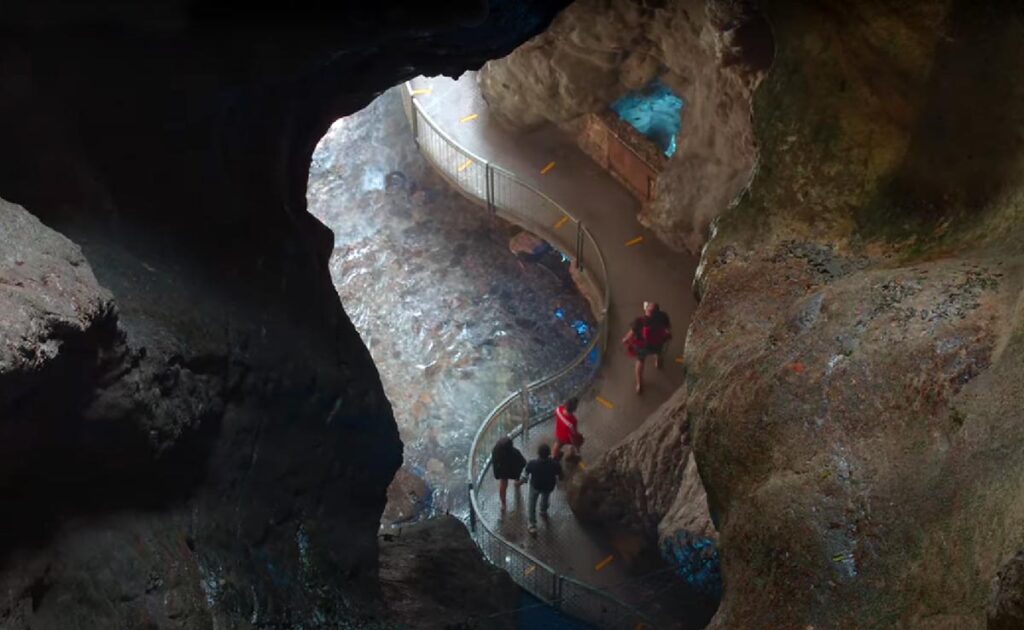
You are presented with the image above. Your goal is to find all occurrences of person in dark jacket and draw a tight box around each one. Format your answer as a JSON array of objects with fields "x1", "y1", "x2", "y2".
[
  {"x1": 622, "y1": 301, "x2": 672, "y2": 394},
  {"x1": 492, "y1": 436, "x2": 526, "y2": 511},
  {"x1": 521, "y1": 443, "x2": 563, "y2": 534}
]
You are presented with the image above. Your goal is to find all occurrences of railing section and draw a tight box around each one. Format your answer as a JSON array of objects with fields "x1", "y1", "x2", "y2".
[{"x1": 402, "y1": 84, "x2": 655, "y2": 629}]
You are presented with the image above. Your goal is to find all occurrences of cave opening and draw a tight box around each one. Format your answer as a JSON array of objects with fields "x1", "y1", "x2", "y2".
[
  {"x1": 309, "y1": 66, "x2": 723, "y2": 628},
  {"x1": 306, "y1": 83, "x2": 596, "y2": 526}
]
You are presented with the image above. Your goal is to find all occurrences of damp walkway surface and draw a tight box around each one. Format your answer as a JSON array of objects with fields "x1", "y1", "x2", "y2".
[{"x1": 410, "y1": 73, "x2": 702, "y2": 627}]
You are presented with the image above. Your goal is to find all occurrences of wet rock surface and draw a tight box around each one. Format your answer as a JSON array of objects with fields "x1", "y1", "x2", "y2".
[{"x1": 308, "y1": 88, "x2": 594, "y2": 522}]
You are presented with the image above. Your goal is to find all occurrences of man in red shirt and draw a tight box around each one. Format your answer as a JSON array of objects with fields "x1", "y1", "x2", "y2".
[{"x1": 553, "y1": 397, "x2": 584, "y2": 460}]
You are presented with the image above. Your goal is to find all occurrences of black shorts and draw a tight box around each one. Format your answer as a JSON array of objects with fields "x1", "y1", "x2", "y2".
[{"x1": 637, "y1": 343, "x2": 664, "y2": 359}]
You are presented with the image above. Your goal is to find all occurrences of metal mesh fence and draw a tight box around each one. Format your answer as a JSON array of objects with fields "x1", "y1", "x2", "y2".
[
  {"x1": 403, "y1": 83, "x2": 653, "y2": 629},
  {"x1": 558, "y1": 576, "x2": 654, "y2": 630}
]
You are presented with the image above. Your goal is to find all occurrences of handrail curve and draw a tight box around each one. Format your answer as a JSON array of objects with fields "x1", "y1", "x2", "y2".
[{"x1": 401, "y1": 82, "x2": 654, "y2": 629}]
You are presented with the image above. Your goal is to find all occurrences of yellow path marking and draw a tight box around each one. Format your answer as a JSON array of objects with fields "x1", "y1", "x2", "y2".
[
  {"x1": 524, "y1": 565, "x2": 537, "y2": 577},
  {"x1": 594, "y1": 555, "x2": 614, "y2": 571},
  {"x1": 578, "y1": 460, "x2": 587, "y2": 470},
  {"x1": 458, "y1": 159, "x2": 473, "y2": 172},
  {"x1": 410, "y1": 88, "x2": 432, "y2": 96},
  {"x1": 675, "y1": 356, "x2": 685, "y2": 364},
  {"x1": 553, "y1": 216, "x2": 569, "y2": 230},
  {"x1": 460, "y1": 113, "x2": 479, "y2": 123},
  {"x1": 540, "y1": 161, "x2": 556, "y2": 175},
  {"x1": 625, "y1": 235, "x2": 645, "y2": 247},
  {"x1": 634, "y1": 623, "x2": 647, "y2": 630},
  {"x1": 595, "y1": 395, "x2": 614, "y2": 410}
]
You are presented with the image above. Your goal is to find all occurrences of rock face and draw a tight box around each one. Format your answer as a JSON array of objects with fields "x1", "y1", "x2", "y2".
[
  {"x1": 0, "y1": 198, "x2": 117, "y2": 430},
  {"x1": 570, "y1": 385, "x2": 713, "y2": 544},
  {"x1": 686, "y1": 2, "x2": 1024, "y2": 626},
  {"x1": 0, "y1": 1, "x2": 571, "y2": 627},
  {"x1": 478, "y1": 0, "x2": 771, "y2": 253},
  {"x1": 989, "y1": 551, "x2": 1024, "y2": 630},
  {"x1": 555, "y1": 0, "x2": 1024, "y2": 628},
  {"x1": 1, "y1": 190, "x2": 405, "y2": 627},
  {"x1": 377, "y1": 516, "x2": 520, "y2": 629}
]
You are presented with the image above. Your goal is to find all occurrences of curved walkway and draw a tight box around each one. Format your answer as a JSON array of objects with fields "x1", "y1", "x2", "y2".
[{"x1": 409, "y1": 73, "x2": 700, "y2": 626}]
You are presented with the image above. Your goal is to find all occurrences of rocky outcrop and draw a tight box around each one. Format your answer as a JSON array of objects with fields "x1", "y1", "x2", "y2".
[
  {"x1": 478, "y1": 0, "x2": 771, "y2": 253},
  {"x1": 0, "y1": 193, "x2": 404, "y2": 628},
  {"x1": 686, "y1": 1, "x2": 1024, "y2": 628},
  {"x1": 0, "y1": 1, "x2": 572, "y2": 627},
  {"x1": 549, "y1": 0, "x2": 1024, "y2": 628},
  {"x1": 989, "y1": 551, "x2": 1024, "y2": 630},
  {"x1": 0, "y1": 198, "x2": 117, "y2": 425},
  {"x1": 569, "y1": 384, "x2": 713, "y2": 543},
  {"x1": 377, "y1": 516, "x2": 520, "y2": 629}
]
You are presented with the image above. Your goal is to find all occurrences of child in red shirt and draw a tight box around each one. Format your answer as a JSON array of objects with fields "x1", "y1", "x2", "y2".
[{"x1": 553, "y1": 397, "x2": 584, "y2": 460}]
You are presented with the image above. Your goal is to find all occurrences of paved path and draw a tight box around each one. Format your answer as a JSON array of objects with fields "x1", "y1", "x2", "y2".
[{"x1": 409, "y1": 73, "x2": 700, "y2": 626}]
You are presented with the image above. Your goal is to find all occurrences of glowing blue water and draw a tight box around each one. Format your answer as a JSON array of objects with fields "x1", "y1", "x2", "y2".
[{"x1": 610, "y1": 80, "x2": 684, "y2": 158}]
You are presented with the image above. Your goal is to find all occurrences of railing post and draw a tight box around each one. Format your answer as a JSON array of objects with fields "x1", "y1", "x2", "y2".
[
  {"x1": 486, "y1": 163, "x2": 495, "y2": 213},
  {"x1": 575, "y1": 222, "x2": 585, "y2": 272},
  {"x1": 409, "y1": 97, "x2": 419, "y2": 147},
  {"x1": 520, "y1": 387, "x2": 530, "y2": 444},
  {"x1": 402, "y1": 84, "x2": 625, "y2": 628}
]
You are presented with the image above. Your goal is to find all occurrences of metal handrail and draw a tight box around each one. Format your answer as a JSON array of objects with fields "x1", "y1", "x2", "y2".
[{"x1": 401, "y1": 82, "x2": 654, "y2": 629}]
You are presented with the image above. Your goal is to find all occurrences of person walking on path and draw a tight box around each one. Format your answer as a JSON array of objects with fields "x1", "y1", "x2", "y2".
[
  {"x1": 521, "y1": 443, "x2": 562, "y2": 535},
  {"x1": 622, "y1": 301, "x2": 673, "y2": 394},
  {"x1": 552, "y1": 397, "x2": 584, "y2": 461},
  {"x1": 491, "y1": 436, "x2": 526, "y2": 511}
]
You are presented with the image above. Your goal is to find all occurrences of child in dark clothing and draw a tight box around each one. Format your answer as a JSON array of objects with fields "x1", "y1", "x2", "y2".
[{"x1": 521, "y1": 443, "x2": 562, "y2": 534}]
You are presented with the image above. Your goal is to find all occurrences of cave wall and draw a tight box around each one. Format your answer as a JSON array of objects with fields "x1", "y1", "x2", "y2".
[
  {"x1": 0, "y1": 1, "x2": 570, "y2": 627},
  {"x1": 477, "y1": 0, "x2": 772, "y2": 254},
  {"x1": 690, "y1": 1, "x2": 1024, "y2": 627},
  {"x1": 517, "y1": 0, "x2": 1024, "y2": 628}
]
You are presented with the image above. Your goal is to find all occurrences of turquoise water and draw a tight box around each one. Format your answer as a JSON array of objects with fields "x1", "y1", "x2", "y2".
[{"x1": 610, "y1": 80, "x2": 684, "y2": 158}]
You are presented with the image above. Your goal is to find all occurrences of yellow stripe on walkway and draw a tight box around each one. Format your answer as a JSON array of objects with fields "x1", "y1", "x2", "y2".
[
  {"x1": 675, "y1": 356, "x2": 685, "y2": 364},
  {"x1": 540, "y1": 161, "x2": 556, "y2": 175},
  {"x1": 594, "y1": 555, "x2": 614, "y2": 571},
  {"x1": 596, "y1": 395, "x2": 614, "y2": 409},
  {"x1": 524, "y1": 565, "x2": 536, "y2": 577},
  {"x1": 458, "y1": 159, "x2": 473, "y2": 172},
  {"x1": 460, "y1": 113, "x2": 479, "y2": 123},
  {"x1": 553, "y1": 216, "x2": 569, "y2": 230},
  {"x1": 410, "y1": 88, "x2": 432, "y2": 96},
  {"x1": 625, "y1": 236, "x2": 644, "y2": 247}
]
